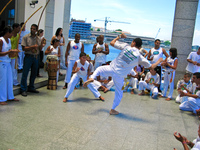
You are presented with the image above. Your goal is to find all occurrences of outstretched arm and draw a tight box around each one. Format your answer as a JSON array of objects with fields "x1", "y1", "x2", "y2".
[
  {"x1": 149, "y1": 58, "x2": 163, "y2": 69},
  {"x1": 110, "y1": 33, "x2": 127, "y2": 47}
]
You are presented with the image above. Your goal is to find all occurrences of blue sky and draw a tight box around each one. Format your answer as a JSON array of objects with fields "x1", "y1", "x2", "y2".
[{"x1": 71, "y1": 0, "x2": 200, "y2": 46}]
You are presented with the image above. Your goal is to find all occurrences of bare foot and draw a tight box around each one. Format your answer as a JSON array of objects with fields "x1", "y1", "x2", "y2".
[
  {"x1": 83, "y1": 78, "x2": 94, "y2": 87},
  {"x1": 10, "y1": 98, "x2": 19, "y2": 101},
  {"x1": 196, "y1": 109, "x2": 200, "y2": 116},
  {"x1": 131, "y1": 89, "x2": 134, "y2": 94},
  {"x1": 63, "y1": 97, "x2": 68, "y2": 103},
  {"x1": 0, "y1": 102, "x2": 8, "y2": 105},
  {"x1": 109, "y1": 109, "x2": 119, "y2": 115},
  {"x1": 104, "y1": 88, "x2": 109, "y2": 93},
  {"x1": 99, "y1": 96, "x2": 105, "y2": 101},
  {"x1": 165, "y1": 98, "x2": 171, "y2": 101},
  {"x1": 138, "y1": 92, "x2": 145, "y2": 96}
]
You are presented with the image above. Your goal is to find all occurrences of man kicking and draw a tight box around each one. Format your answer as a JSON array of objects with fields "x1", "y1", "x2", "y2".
[{"x1": 83, "y1": 33, "x2": 163, "y2": 115}]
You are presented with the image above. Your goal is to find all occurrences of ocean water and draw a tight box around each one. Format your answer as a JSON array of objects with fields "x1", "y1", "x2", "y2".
[{"x1": 84, "y1": 44, "x2": 168, "y2": 61}]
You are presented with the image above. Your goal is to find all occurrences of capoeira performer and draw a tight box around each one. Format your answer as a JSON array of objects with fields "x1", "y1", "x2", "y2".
[
  {"x1": 63, "y1": 52, "x2": 104, "y2": 102},
  {"x1": 63, "y1": 33, "x2": 84, "y2": 89},
  {"x1": 147, "y1": 39, "x2": 169, "y2": 92},
  {"x1": 175, "y1": 73, "x2": 193, "y2": 103},
  {"x1": 160, "y1": 48, "x2": 178, "y2": 101},
  {"x1": 179, "y1": 72, "x2": 200, "y2": 114},
  {"x1": 138, "y1": 68, "x2": 160, "y2": 99},
  {"x1": 92, "y1": 35, "x2": 109, "y2": 69},
  {"x1": 83, "y1": 33, "x2": 163, "y2": 115},
  {"x1": 0, "y1": 26, "x2": 20, "y2": 105}
]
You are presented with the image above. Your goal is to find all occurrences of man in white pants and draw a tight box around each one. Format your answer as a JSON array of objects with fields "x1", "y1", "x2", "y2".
[
  {"x1": 63, "y1": 52, "x2": 104, "y2": 102},
  {"x1": 179, "y1": 72, "x2": 200, "y2": 114},
  {"x1": 84, "y1": 33, "x2": 163, "y2": 115},
  {"x1": 63, "y1": 33, "x2": 84, "y2": 89},
  {"x1": 138, "y1": 68, "x2": 160, "y2": 99},
  {"x1": 92, "y1": 35, "x2": 109, "y2": 69}
]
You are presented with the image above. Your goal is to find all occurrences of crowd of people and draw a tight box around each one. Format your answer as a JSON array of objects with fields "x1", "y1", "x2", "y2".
[
  {"x1": 1, "y1": 23, "x2": 200, "y2": 116},
  {"x1": 1, "y1": 23, "x2": 200, "y2": 148}
]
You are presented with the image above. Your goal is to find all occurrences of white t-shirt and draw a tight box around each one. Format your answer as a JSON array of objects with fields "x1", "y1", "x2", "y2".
[
  {"x1": 145, "y1": 72, "x2": 160, "y2": 90},
  {"x1": 68, "y1": 41, "x2": 82, "y2": 60},
  {"x1": 176, "y1": 79, "x2": 193, "y2": 93},
  {"x1": 0, "y1": 37, "x2": 11, "y2": 63},
  {"x1": 150, "y1": 47, "x2": 163, "y2": 66},
  {"x1": 186, "y1": 52, "x2": 200, "y2": 73},
  {"x1": 48, "y1": 45, "x2": 59, "y2": 56},
  {"x1": 110, "y1": 41, "x2": 151, "y2": 77},
  {"x1": 165, "y1": 57, "x2": 178, "y2": 72},
  {"x1": 76, "y1": 59, "x2": 89, "y2": 78},
  {"x1": 129, "y1": 68, "x2": 137, "y2": 76},
  {"x1": 192, "y1": 137, "x2": 200, "y2": 150},
  {"x1": 95, "y1": 43, "x2": 106, "y2": 63}
]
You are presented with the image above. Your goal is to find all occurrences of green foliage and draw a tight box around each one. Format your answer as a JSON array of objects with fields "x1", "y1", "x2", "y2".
[
  {"x1": 90, "y1": 28, "x2": 93, "y2": 31},
  {"x1": 115, "y1": 29, "x2": 122, "y2": 31},
  {"x1": 97, "y1": 28, "x2": 100, "y2": 31},
  {"x1": 164, "y1": 41, "x2": 171, "y2": 46}
]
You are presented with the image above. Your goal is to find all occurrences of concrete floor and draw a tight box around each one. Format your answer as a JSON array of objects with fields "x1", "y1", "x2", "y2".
[{"x1": 1, "y1": 69, "x2": 200, "y2": 150}]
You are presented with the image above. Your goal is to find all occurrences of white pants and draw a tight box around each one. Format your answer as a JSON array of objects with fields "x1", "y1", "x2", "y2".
[
  {"x1": 138, "y1": 81, "x2": 158, "y2": 96},
  {"x1": 93, "y1": 79, "x2": 114, "y2": 90},
  {"x1": 128, "y1": 78, "x2": 138, "y2": 89},
  {"x1": 65, "y1": 73, "x2": 100, "y2": 98},
  {"x1": 18, "y1": 44, "x2": 24, "y2": 70},
  {"x1": 11, "y1": 58, "x2": 19, "y2": 85},
  {"x1": 176, "y1": 90, "x2": 187, "y2": 103},
  {"x1": 94, "y1": 62, "x2": 105, "y2": 70},
  {"x1": 0, "y1": 62, "x2": 14, "y2": 102},
  {"x1": 91, "y1": 65, "x2": 124, "y2": 109},
  {"x1": 162, "y1": 71, "x2": 176, "y2": 98},
  {"x1": 64, "y1": 59, "x2": 77, "y2": 83},
  {"x1": 179, "y1": 97, "x2": 200, "y2": 114},
  {"x1": 59, "y1": 46, "x2": 67, "y2": 69}
]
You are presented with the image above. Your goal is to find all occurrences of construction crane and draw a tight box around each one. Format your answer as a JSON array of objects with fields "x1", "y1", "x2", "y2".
[
  {"x1": 94, "y1": 17, "x2": 130, "y2": 41},
  {"x1": 155, "y1": 28, "x2": 161, "y2": 39}
]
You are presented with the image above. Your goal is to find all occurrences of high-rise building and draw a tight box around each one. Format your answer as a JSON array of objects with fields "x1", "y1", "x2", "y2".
[{"x1": 69, "y1": 19, "x2": 91, "y2": 39}]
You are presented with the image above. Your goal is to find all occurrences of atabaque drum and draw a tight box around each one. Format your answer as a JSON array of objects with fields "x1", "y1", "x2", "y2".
[{"x1": 45, "y1": 55, "x2": 59, "y2": 90}]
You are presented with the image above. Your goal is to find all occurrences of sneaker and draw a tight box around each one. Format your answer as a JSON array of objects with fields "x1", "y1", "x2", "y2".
[
  {"x1": 21, "y1": 91, "x2": 27, "y2": 97},
  {"x1": 152, "y1": 94, "x2": 158, "y2": 99},
  {"x1": 27, "y1": 89, "x2": 39, "y2": 93}
]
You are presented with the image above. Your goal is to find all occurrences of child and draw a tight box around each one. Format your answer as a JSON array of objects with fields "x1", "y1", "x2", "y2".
[
  {"x1": 160, "y1": 48, "x2": 178, "y2": 101},
  {"x1": 179, "y1": 72, "x2": 200, "y2": 114},
  {"x1": 138, "y1": 68, "x2": 160, "y2": 99},
  {"x1": 175, "y1": 73, "x2": 193, "y2": 103},
  {"x1": 63, "y1": 52, "x2": 104, "y2": 102}
]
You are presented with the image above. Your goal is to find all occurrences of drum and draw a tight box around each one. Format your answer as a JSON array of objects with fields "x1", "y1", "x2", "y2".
[{"x1": 45, "y1": 55, "x2": 59, "y2": 90}]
